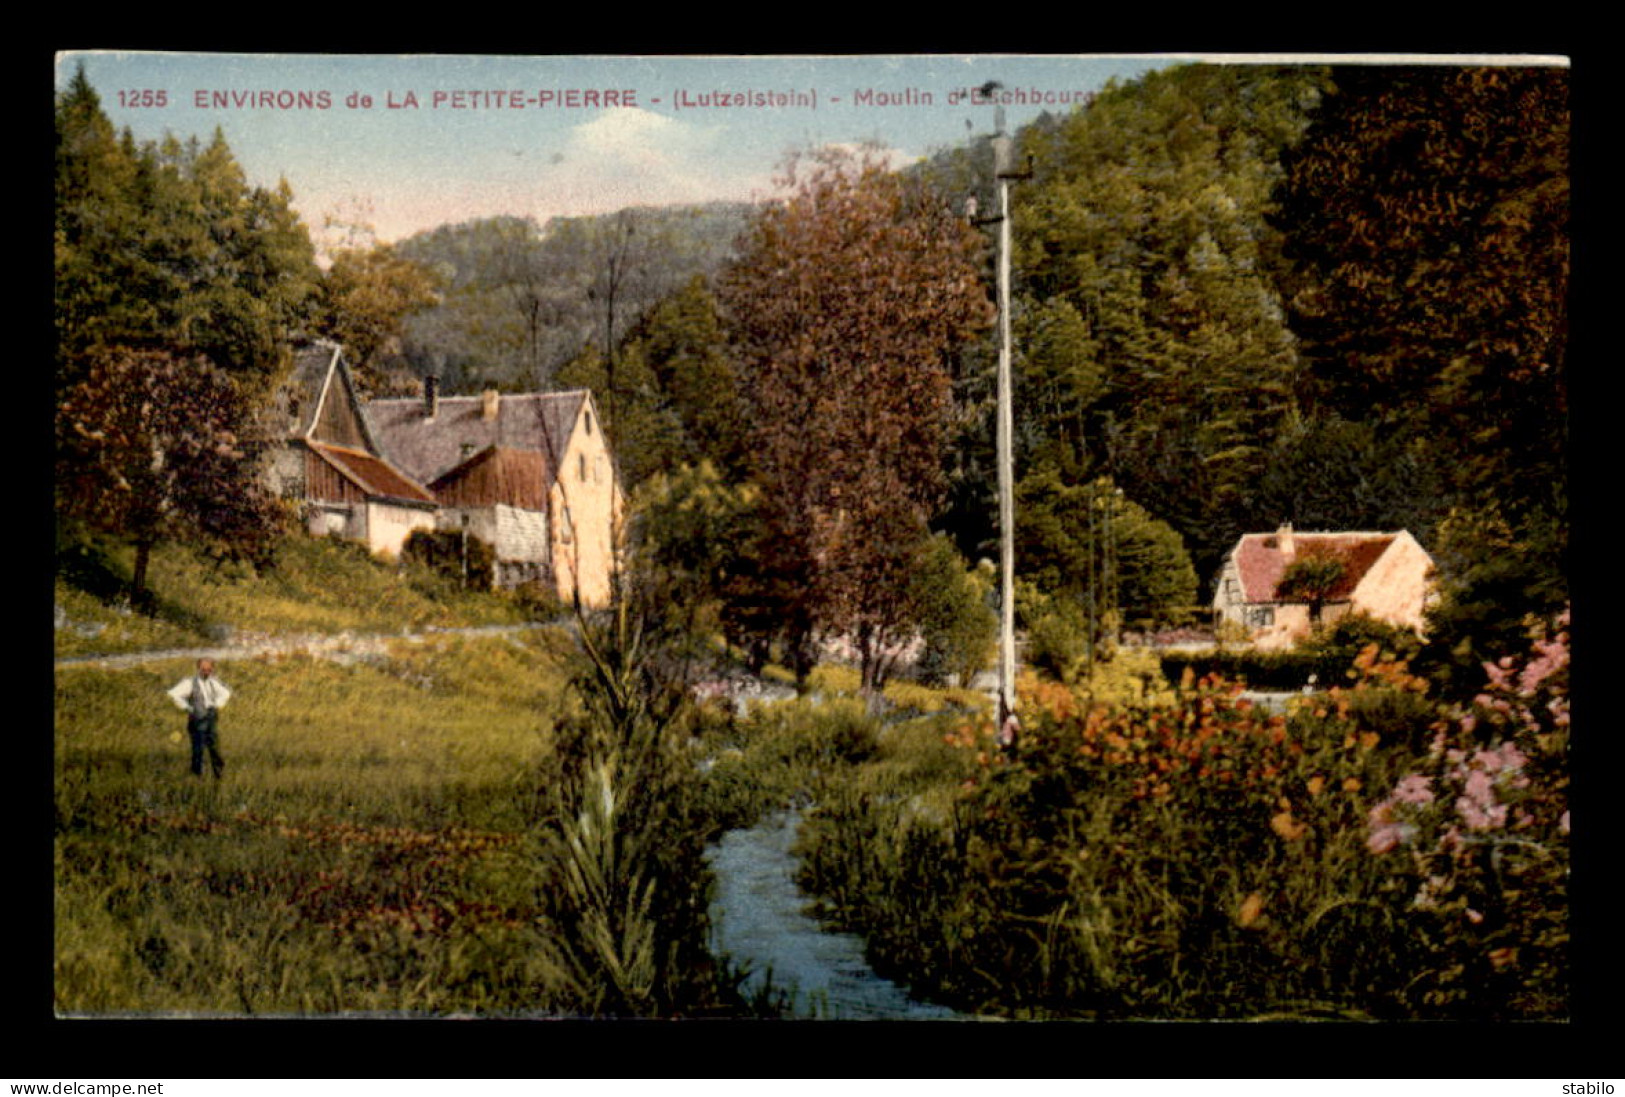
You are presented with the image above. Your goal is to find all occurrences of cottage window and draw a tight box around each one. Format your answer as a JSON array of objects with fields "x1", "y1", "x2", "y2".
[
  {"x1": 579, "y1": 453, "x2": 587, "y2": 482},
  {"x1": 584, "y1": 410, "x2": 593, "y2": 435}
]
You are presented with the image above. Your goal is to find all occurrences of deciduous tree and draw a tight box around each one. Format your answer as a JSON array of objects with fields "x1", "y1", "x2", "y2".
[
  {"x1": 1275, "y1": 64, "x2": 1570, "y2": 676},
  {"x1": 56, "y1": 348, "x2": 283, "y2": 606},
  {"x1": 718, "y1": 146, "x2": 993, "y2": 693},
  {"x1": 313, "y1": 240, "x2": 442, "y2": 393},
  {"x1": 1010, "y1": 64, "x2": 1325, "y2": 578},
  {"x1": 1277, "y1": 64, "x2": 1569, "y2": 505}
]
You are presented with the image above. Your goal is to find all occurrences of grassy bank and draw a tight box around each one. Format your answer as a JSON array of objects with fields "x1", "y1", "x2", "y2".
[{"x1": 54, "y1": 533, "x2": 537, "y2": 660}]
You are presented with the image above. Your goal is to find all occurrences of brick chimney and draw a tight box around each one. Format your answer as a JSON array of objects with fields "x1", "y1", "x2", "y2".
[
  {"x1": 424, "y1": 375, "x2": 439, "y2": 420},
  {"x1": 1278, "y1": 522, "x2": 1295, "y2": 560},
  {"x1": 482, "y1": 388, "x2": 500, "y2": 422}
]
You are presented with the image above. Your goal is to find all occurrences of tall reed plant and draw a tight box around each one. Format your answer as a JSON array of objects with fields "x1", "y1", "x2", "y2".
[{"x1": 531, "y1": 592, "x2": 737, "y2": 1017}]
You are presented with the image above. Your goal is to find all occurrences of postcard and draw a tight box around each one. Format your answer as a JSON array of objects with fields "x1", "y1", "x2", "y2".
[{"x1": 51, "y1": 50, "x2": 1574, "y2": 1044}]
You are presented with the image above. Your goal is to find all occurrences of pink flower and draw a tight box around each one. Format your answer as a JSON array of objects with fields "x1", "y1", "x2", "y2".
[
  {"x1": 1560, "y1": 810, "x2": 1570, "y2": 834},
  {"x1": 1393, "y1": 774, "x2": 1435, "y2": 805},
  {"x1": 1456, "y1": 795, "x2": 1507, "y2": 831},
  {"x1": 1497, "y1": 741, "x2": 1528, "y2": 771},
  {"x1": 1367, "y1": 826, "x2": 1403, "y2": 854}
]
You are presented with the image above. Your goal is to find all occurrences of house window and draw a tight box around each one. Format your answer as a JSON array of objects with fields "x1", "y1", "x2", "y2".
[
  {"x1": 579, "y1": 453, "x2": 587, "y2": 482},
  {"x1": 584, "y1": 410, "x2": 593, "y2": 435},
  {"x1": 1245, "y1": 606, "x2": 1275, "y2": 629}
]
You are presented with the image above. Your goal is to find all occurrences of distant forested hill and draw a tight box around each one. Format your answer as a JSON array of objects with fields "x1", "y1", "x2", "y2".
[{"x1": 386, "y1": 201, "x2": 755, "y2": 395}]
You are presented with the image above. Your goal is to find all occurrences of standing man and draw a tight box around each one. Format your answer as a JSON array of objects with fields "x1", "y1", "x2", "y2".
[{"x1": 168, "y1": 658, "x2": 232, "y2": 778}]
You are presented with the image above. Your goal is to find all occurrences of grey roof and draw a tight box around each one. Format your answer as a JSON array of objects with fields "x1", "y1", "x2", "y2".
[
  {"x1": 254, "y1": 341, "x2": 380, "y2": 448},
  {"x1": 367, "y1": 390, "x2": 589, "y2": 485}
]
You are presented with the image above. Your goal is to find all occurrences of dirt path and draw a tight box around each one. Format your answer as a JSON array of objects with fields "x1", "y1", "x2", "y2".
[{"x1": 53, "y1": 622, "x2": 556, "y2": 671}]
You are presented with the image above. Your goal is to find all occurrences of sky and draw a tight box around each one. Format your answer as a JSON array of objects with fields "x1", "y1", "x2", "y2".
[
  {"x1": 54, "y1": 51, "x2": 1564, "y2": 248},
  {"x1": 50, "y1": 51, "x2": 1178, "y2": 245}
]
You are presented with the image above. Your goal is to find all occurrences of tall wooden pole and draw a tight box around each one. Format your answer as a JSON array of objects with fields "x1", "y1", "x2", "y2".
[
  {"x1": 996, "y1": 170, "x2": 1017, "y2": 737},
  {"x1": 991, "y1": 108, "x2": 1028, "y2": 749},
  {"x1": 988, "y1": 173, "x2": 1014, "y2": 728}
]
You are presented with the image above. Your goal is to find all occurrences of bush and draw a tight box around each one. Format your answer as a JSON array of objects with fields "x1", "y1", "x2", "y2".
[
  {"x1": 910, "y1": 537, "x2": 997, "y2": 687},
  {"x1": 512, "y1": 579, "x2": 564, "y2": 621},
  {"x1": 401, "y1": 528, "x2": 495, "y2": 591},
  {"x1": 1158, "y1": 647, "x2": 1324, "y2": 691},
  {"x1": 1026, "y1": 603, "x2": 1089, "y2": 683},
  {"x1": 1358, "y1": 608, "x2": 1569, "y2": 1017},
  {"x1": 1299, "y1": 613, "x2": 1422, "y2": 673}
]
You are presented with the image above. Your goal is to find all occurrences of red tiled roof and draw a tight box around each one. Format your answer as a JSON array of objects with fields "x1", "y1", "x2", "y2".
[
  {"x1": 1233, "y1": 532, "x2": 1399, "y2": 604},
  {"x1": 307, "y1": 441, "x2": 437, "y2": 506}
]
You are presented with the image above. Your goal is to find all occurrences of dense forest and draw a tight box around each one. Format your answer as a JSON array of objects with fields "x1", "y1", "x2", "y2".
[{"x1": 55, "y1": 61, "x2": 1570, "y2": 698}]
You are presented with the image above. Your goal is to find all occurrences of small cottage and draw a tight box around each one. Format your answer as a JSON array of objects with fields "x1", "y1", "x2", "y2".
[
  {"x1": 1211, "y1": 525, "x2": 1435, "y2": 649},
  {"x1": 367, "y1": 380, "x2": 624, "y2": 606},
  {"x1": 255, "y1": 342, "x2": 439, "y2": 557}
]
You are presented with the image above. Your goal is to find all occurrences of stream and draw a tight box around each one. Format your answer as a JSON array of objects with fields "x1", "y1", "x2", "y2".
[{"x1": 705, "y1": 809, "x2": 969, "y2": 1021}]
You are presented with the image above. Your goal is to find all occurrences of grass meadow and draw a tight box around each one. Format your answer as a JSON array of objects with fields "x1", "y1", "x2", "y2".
[{"x1": 54, "y1": 628, "x2": 590, "y2": 1016}]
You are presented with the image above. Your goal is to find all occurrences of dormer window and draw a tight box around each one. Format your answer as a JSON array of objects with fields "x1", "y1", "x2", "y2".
[{"x1": 584, "y1": 410, "x2": 593, "y2": 435}]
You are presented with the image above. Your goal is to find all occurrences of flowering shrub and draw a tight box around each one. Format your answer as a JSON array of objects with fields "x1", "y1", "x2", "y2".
[
  {"x1": 781, "y1": 606, "x2": 1572, "y2": 1020},
  {"x1": 891, "y1": 665, "x2": 1430, "y2": 1017},
  {"x1": 801, "y1": 613, "x2": 1570, "y2": 1020},
  {"x1": 1362, "y1": 608, "x2": 1569, "y2": 1017}
]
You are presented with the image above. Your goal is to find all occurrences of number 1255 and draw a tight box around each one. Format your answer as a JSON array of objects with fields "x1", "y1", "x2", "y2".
[{"x1": 117, "y1": 89, "x2": 168, "y2": 107}]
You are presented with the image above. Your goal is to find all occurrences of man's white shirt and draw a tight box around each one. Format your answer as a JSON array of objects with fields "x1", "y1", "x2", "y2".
[{"x1": 169, "y1": 675, "x2": 232, "y2": 714}]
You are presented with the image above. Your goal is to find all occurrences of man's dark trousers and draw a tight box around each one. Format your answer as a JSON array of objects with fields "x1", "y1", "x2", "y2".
[{"x1": 189, "y1": 710, "x2": 224, "y2": 778}]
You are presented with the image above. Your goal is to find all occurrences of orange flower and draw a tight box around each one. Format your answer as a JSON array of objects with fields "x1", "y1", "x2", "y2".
[
  {"x1": 1271, "y1": 811, "x2": 1309, "y2": 842},
  {"x1": 1306, "y1": 775, "x2": 1325, "y2": 796},
  {"x1": 1238, "y1": 891, "x2": 1266, "y2": 928},
  {"x1": 1342, "y1": 777, "x2": 1362, "y2": 793}
]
